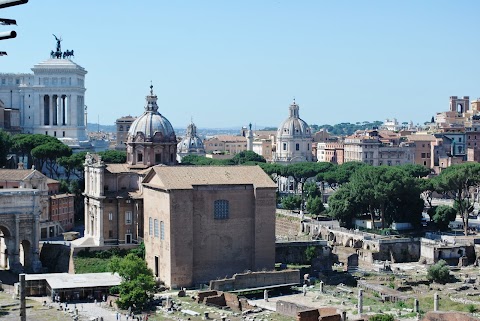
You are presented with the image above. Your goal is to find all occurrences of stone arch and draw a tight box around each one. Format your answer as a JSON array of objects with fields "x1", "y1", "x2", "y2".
[
  {"x1": 328, "y1": 232, "x2": 335, "y2": 242},
  {"x1": 20, "y1": 239, "x2": 32, "y2": 271},
  {"x1": 353, "y1": 240, "x2": 363, "y2": 249},
  {"x1": 0, "y1": 225, "x2": 12, "y2": 269},
  {"x1": 345, "y1": 237, "x2": 353, "y2": 247}
]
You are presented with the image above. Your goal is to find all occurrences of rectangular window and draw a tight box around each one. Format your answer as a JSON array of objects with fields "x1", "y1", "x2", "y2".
[
  {"x1": 137, "y1": 153, "x2": 143, "y2": 162},
  {"x1": 154, "y1": 219, "x2": 159, "y2": 237},
  {"x1": 108, "y1": 212, "x2": 113, "y2": 221},
  {"x1": 295, "y1": 143, "x2": 300, "y2": 151},
  {"x1": 155, "y1": 153, "x2": 161, "y2": 163},
  {"x1": 283, "y1": 143, "x2": 287, "y2": 151},
  {"x1": 160, "y1": 221, "x2": 165, "y2": 240},
  {"x1": 214, "y1": 200, "x2": 229, "y2": 219},
  {"x1": 125, "y1": 211, "x2": 132, "y2": 225},
  {"x1": 149, "y1": 217, "x2": 153, "y2": 236},
  {"x1": 421, "y1": 153, "x2": 426, "y2": 158}
]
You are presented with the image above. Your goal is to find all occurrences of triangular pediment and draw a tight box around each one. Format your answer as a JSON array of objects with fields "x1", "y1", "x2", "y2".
[{"x1": 24, "y1": 170, "x2": 48, "y2": 181}]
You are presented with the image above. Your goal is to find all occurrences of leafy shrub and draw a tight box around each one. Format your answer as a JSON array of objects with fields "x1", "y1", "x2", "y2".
[
  {"x1": 467, "y1": 304, "x2": 477, "y2": 313},
  {"x1": 427, "y1": 260, "x2": 451, "y2": 284},
  {"x1": 305, "y1": 246, "x2": 317, "y2": 262},
  {"x1": 281, "y1": 195, "x2": 302, "y2": 210},
  {"x1": 369, "y1": 314, "x2": 394, "y2": 321}
]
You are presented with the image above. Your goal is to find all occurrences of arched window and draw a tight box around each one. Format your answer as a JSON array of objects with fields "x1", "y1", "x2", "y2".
[
  {"x1": 160, "y1": 221, "x2": 165, "y2": 240},
  {"x1": 149, "y1": 217, "x2": 153, "y2": 236},
  {"x1": 154, "y1": 219, "x2": 159, "y2": 237},
  {"x1": 214, "y1": 200, "x2": 229, "y2": 219}
]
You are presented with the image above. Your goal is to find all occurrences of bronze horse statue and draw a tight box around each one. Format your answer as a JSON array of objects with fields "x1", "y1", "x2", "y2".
[{"x1": 63, "y1": 49, "x2": 74, "y2": 59}]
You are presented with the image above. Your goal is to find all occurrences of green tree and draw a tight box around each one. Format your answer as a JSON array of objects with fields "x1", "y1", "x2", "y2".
[
  {"x1": 432, "y1": 205, "x2": 457, "y2": 231},
  {"x1": 304, "y1": 182, "x2": 321, "y2": 199},
  {"x1": 401, "y1": 164, "x2": 431, "y2": 178},
  {"x1": 435, "y1": 163, "x2": 480, "y2": 236},
  {"x1": 337, "y1": 165, "x2": 424, "y2": 229},
  {"x1": 229, "y1": 150, "x2": 266, "y2": 164},
  {"x1": 427, "y1": 260, "x2": 451, "y2": 284},
  {"x1": 281, "y1": 195, "x2": 302, "y2": 210},
  {"x1": 306, "y1": 196, "x2": 325, "y2": 215},
  {"x1": 12, "y1": 133, "x2": 59, "y2": 169},
  {"x1": 180, "y1": 154, "x2": 225, "y2": 166},
  {"x1": 57, "y1": 151, "x2": 88, "y2": 181},
  {"x1": 31, "y1": 141, "x2": 72, "y2": 177},
  {"x1": 321, "y1": 162, "x2": 366, "y2": 190},
  {"x1": 98, "y1": 150, "x2": 127, "y2": 164},
  {"x1": 258, "y1": 162, "x2": 284, "y2": 184},
  {"x1": 0, "y1": 130, "x2": 12, "y2": 168},
  {"x1": 108, "y1": 253, "x2": 155, "y2": 310},
  {"x1": 281, "y1": 162, "x2": 333, "y2": 210},
  {"x1": 327, "y1": 184, "x2": 360, "y2": 228}
]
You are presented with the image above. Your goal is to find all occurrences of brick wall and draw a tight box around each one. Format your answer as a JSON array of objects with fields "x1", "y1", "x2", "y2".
[{"x1": 297, "y1": 310, "x2": 320, "y2": 321}]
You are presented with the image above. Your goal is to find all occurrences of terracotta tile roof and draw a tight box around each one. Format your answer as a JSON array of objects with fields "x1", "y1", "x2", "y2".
[
  {"x1": 144, "y1": 165, "x2": 276, "y2": 190},
  {"x1": 406, "y1": 134, "x2": 436, "y2": 141},
  {"x1": 47, "y1": 178, "x2": 59, "y2": 184},
  {"x1": 105, "y1": 164, "x2": 132, "y2": 174},
  {"x1": 0, "y1": 169, "x2": 44, "y2": 181}
]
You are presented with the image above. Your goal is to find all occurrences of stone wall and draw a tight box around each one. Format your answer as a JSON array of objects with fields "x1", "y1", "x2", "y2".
[
  {"x1": 276, "y1": 300, "x2": 310, "y2": 317},
  {"x1": 209, "y1": 270, "x2": 300, "y2": 291},
  {"x1": 276, "y1": 214, "x2": 302, "y2": 238},
  {"x1": 39, "y1": 243, "x2": 71, "y2": 273},
  {"x1": 297, "y1": 310, "x2": 320, "y2": 321},
  {"x1": 275, "y1": 240, "x2": 330, "y2": 266},
  {"x1": 422, "y1": 311, "x2": 480, "y2": 321},
  {"x1": 196, "y1": 291, "x2": 243, "y2": 311}
]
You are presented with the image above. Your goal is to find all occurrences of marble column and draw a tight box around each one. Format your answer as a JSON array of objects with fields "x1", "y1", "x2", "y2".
[{"x1": 358, "y1": 289, "x2": 363, "y2": 315}]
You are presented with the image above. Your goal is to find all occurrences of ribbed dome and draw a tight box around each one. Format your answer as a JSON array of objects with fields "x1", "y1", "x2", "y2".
[
  {"x1": 177, "y1": 122, "x2": 205, "y2": 153},
  {"x1": 277, "y1": 100, "x2": 311, "y2": 138},
  {"x1": 128, "y1": 85, "x2": 175, "y2": 140}
]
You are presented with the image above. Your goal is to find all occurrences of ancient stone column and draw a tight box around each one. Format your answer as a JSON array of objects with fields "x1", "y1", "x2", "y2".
[
  {"x1": 358, "y1": 288, "x2": 363, "y2": 315},
  {"x1": 19, "y1": 273, "x2": 26, "y2": 321},
  {"x1": 414, "y1": 298, "x2": 419, "y2": 313},
  {"x1": 319, "y1": 281, "x2": 324, "y2": 293},
  {"x1": 434, "y1": 293, "x2": 439, "y2": 311}
]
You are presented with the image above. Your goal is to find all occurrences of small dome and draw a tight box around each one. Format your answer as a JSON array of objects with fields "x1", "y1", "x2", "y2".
[
  {"x1": 128, "y1": 85, "x2": 175, "y2": 140},
  {"x1": 177, "y1": 122, "x2": 205, "y2": 153},
  {"x1": 277, "y1": 100, "x2": 311, "y2": 139}
]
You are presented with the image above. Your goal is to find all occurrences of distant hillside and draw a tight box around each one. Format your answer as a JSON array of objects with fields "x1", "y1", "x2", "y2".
[
  {"x1": 313, "y1": 121, "x2": 383, "y2": 136},
  {"x1": 87, "y1": 123, "x2": 116, "y2": 133}
]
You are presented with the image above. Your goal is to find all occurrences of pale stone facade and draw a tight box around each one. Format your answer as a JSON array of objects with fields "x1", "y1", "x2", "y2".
[
  {"x1": 316, "y1": 142, "x2": 344, "y2": 164},
  {"x1": 0, "y1": 168, "x2": 72, "y2": 239},
  {"x1": 0, "y1": 189, "x2": 42, "y2": 273},
  {"x1": 203, "y1": 135, "x2": 247, "y2": 155},
  {"x1": 176, "y1": 122, "x2": 205, "y2": 162},
  {"x1": 0, "y1": 59, "x2": 90, "y2": 149},
  {"x1": 83, "y1": 86, "x2": 175, "y2": 246},
  {"x1": 344, "y1": 130, "x2": 414, "y2": 166},
  {"x1": 115, "y1": 115, "x2": 136, "y2": 150},
  {"x1": 142, "y1": 166, "x2": 276, "y2": 288},
  {"x1": 273, "y1": 100, "x2": 313, "y2": 164}
]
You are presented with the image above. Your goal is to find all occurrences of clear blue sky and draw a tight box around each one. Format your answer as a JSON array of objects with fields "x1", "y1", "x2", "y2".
[{"x1": 2, "y1": 1, "x2": 480, "y2": 129}]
